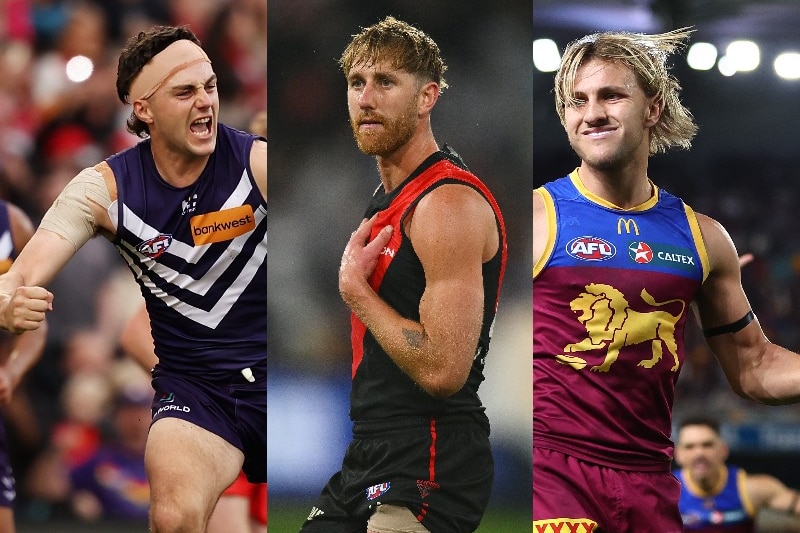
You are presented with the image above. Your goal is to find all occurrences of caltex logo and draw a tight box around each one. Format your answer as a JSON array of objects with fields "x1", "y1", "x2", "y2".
[{"x1": 629, "y1": 241, "x2": 653, "y2": 263}]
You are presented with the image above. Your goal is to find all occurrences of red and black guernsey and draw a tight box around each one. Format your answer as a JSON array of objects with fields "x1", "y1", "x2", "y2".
[{"x1": 349, "y1": 147, "x2": 507, "y2": 426}]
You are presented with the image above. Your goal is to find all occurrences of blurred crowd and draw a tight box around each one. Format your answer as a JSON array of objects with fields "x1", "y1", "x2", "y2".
[
  {"x1": 0, "y1": 0, "x2": 265, "y2": 525},
  {"x1": 669, "y1": 154, "x2": 800, "y2": 426}
]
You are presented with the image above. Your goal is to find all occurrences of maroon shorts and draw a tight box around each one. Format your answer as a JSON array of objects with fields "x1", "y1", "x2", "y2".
[
  {"x1": 150, "y1": 366, "x2": 266, "y2": 483},
  {"x1": 533, "y1": 447, "x2": 682, "y2": 532}
]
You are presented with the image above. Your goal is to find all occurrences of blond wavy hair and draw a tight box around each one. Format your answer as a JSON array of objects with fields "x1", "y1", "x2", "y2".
[
  {"x1": 554, "y1": 28, "x2": 697, "y2": 154},
  {"x1": 339, "y1": 16, "x2": 448, "y2": 91}
]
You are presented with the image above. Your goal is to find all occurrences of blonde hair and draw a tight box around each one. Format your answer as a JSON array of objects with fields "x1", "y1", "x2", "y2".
[
  {"x1": 340, "y1": 16, "x2": 448, "y2": 91},
  {"x1": 554, "y1": 28, "x2": 697, "y2": 154}
]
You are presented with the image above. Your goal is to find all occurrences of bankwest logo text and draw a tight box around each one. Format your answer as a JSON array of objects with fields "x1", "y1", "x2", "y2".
[{"x1": 190, "y1": 205, "x2": 256, "y2": 245}]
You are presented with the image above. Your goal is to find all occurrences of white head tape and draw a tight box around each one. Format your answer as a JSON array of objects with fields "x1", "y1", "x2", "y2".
[{"x1": 129, "y1": 39, "x2": 211, "y2": 102}]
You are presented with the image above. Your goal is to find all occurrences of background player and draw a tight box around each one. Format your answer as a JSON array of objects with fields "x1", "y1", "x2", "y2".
[
  {"x1": 0, "y1": 199, "x2": 47, "y2": 532},
  {"x1": 675, "y1": 415, "x2": 800, "y2": 531}
]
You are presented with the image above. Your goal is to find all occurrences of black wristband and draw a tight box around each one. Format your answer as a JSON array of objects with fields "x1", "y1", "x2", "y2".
[{"x1": 703, "y1": 310, "x2": 755, "y2": 338}]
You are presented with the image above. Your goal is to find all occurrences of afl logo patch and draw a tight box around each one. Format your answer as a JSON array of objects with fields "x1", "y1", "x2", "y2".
[
  {"x1": 366, "y1": 482, "x2": 391, "y2": 501},
  {"x1": 629, "y1": 241, "x2": 654, "y2": 263},
  {"x1": 566, "y1": 236, "x2": 616, "y2": 261},
  {"x1": 137, "y1": 234, "x2": 173, "y2": 258}
]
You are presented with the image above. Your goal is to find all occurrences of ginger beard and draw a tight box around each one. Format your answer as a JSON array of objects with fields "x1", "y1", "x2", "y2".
[{"x1": 350, "y1": 94, "x2": 419, "y2": 157}]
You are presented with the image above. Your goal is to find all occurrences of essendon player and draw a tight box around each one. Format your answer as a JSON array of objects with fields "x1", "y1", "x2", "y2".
[{"x1": 300, "y1": 16, "x2": 507, "y2": 533}]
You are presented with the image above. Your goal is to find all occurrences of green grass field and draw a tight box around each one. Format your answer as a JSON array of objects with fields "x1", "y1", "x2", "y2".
[{"x1": 268, "y1": 501, "x2": 529, "y2": 532}]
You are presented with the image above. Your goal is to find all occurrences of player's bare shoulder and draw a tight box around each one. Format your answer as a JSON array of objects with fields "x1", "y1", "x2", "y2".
[
  {"x1": 694, "y1": 211, "x2": 740, "y2": 276},
  {"x1": 6, "y1": 202, "x2": 35, "y2": 248},
  {"x1": 250, "y1": 139, "x2": 267, "y2": 201},
  {"x1": 533, "y1": 188, "x2": 549, "y2": 267},
  {"x1": 412, "y1": 183, "x2": 497, "y2": 261}
]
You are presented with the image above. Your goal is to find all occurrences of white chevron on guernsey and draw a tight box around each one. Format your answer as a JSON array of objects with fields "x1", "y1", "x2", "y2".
[
  {"x1": 0, "y1": 230, "x2": 12, "y2": 259},
  {"x1": 116, "y1": 169, "x2": 266, "y2": 328}
]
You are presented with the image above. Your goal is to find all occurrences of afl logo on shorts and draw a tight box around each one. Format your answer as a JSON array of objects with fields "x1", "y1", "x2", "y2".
[
  {"x1": 366, "y1": 482, "x2": 391, "y2": 501},
  {"x1": 566, "y1": 236, "x2": 616, "y2": 261},
  {"x1": 137, "y1": 234, "x2": 173, "y2": 258},
  {"x1": 628, "y1": 241, "x2": 654, "y2": 263}
]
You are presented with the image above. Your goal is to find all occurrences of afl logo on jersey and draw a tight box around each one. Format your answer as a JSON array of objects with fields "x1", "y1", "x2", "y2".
[
  {"x1": 137, "y1": 234, "x2": 173, "y2": 258},
  {"x1": 629, "y1": 241, "x2": 654, "y2": 263},
  {"x1": 566, "y1": 236, "x2": 616, "y2": 261}
]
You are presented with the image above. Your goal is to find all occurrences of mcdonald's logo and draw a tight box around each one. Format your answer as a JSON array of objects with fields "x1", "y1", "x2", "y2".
[{"x1": 617, "y1": 218, "x2": 639, "y2": 235}]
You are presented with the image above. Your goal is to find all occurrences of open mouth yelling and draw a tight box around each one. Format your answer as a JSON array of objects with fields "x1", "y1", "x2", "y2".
[{"x1": 190, "y1": 117, "x2": 213, "y2": 137}]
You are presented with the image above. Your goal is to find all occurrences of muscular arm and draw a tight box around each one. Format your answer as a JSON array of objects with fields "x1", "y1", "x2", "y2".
[
  {"x1": 695, "y1": 213, "x2": 800, "y2": 404},
  {"x1": 747, "y1": 473, "x2": 800, "y2": 516},
  {"x1": 339, "y1": 184, "x2": 497, "y2": 398}
]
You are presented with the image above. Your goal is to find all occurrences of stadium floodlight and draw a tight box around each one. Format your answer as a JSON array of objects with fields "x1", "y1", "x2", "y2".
[
  {"x1": 725, "y1": 40, "x2": 760, "y2": 72},
  {"x1": 65, "y1": 55, "x2": 94, "y2": 83},
  {"x1": 532, "y1": 38, "x2": 561, "y2": 72},
  {"x1": 717, "y1": 55, "x2": 736, "y2": 77},
  {"x1": 774, "y1": 52, "x2": 800, "y2": 80},
  {"x1": 687, "y1": 42, "x2": 718, "y2": 71}
]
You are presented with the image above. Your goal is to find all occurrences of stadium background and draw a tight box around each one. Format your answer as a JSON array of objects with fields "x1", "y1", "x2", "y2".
[{"x1": 3, "y1": 0, "x2": 800, "y2": 530}]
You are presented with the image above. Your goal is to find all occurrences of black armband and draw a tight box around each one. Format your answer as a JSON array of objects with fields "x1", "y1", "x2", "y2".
[{"x1": 703, "y1": 310, "x2": 755, "y2": 338}]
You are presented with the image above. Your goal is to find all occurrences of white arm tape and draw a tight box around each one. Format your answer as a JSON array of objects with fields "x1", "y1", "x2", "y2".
[{"x1": 38, "y1": 167, "x2": 112, "y2": 251}]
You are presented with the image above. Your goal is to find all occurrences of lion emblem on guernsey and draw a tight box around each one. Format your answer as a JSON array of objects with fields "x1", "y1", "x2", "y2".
[{"x1": 556, "y1": 283, "x2": 685, "y2": 373}]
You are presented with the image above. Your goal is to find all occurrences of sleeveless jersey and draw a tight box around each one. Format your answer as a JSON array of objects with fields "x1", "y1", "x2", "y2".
[
  {"x1": 0, "y1": 201, "x2": 15, "y2": 274},
  {"x1": 676, "y1": 465, "x2": 755, "y2": 532},
  {"x1": 533, "y1": 170, "x2": 708, "y2": 470},
  {"x1": 0, "y1": 200, "x2": 17, "y2": 445},
  {"x1": 109, "y1": 124, "x2": 266, "y2": 380},
  {"x1": 350, "y1": 148, "x2": 507, "y2": 425}
]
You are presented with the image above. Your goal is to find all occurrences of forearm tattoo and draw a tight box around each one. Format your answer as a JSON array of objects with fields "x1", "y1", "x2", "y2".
[{"x1": 402, "y1": 328, "x2": 424, "y2": 349}]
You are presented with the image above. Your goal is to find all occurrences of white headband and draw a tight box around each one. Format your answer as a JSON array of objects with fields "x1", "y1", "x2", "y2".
[{"x1": 129, "y1": 39, "x2": 211, "y2": 102}]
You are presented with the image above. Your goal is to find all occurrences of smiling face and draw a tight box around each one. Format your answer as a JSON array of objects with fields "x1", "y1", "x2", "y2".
[
  {"x1": 346, "y1": 59, "x2": 423, "y2": 157},
  {"x1": 563, "y1": 57, "x2": 661, "y2": 172},
  {"x1": 135, "y1": 60, "x2": 219, "y2": 159},
  {"x1": 675, "y1": 424, "x2": 729, "y2": 489}
]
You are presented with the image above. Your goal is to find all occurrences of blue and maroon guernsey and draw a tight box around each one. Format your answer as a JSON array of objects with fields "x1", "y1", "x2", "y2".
[
  {"x1": 350, "y1": 148, "x2": 507, "y2": 424},
  {"x1": 533, "y1": 170, "x2": 708, "y2": 470},
  {"x1": 676, "y1": 465, "x2": 756, "y2": 532},
  {"x1": 109, "y1": 124, "x2": 266, "y2": 380}
]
